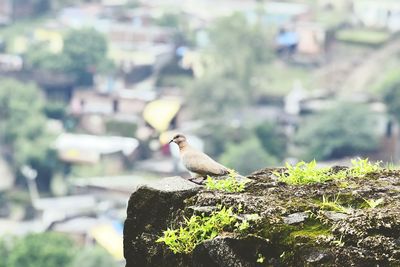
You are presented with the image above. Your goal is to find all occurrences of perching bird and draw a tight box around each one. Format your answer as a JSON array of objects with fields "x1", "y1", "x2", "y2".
[{"x1": 169, "y1": 134, "x2": 230, "y2": 179}]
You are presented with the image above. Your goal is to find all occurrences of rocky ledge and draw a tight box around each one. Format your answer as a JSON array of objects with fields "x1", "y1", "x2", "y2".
[{"x1": 124, "y1": 168, "x2": 400, "y2": 267}]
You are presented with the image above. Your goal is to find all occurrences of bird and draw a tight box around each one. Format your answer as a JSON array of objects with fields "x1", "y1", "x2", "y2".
[{"x1": 169, "y1": 134, "x2": 230, "y2": 180}]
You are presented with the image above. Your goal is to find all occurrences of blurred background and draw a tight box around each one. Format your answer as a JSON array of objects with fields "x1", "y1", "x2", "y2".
[{"x1": 0, "y1": 0, "x2": 400, "y2": 266}]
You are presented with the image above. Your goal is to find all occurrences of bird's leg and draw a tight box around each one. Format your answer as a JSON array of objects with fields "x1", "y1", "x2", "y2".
[{"x1": 188, "y1": 173, "x2": 206, "y2": 185}]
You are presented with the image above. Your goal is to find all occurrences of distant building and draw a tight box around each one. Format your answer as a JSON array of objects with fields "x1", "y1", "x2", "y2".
[
  {"x1": 70, "y1": 88, "x2": 153, "y2": 117},
  {"x1": 0, "y1": 0, "x2": 12, "y2": 25},
  {"x1": 54, "y1": 133, "x2": 139, "y2": 167},
  {"x1": 295, "y1": 23, "x2": 326, "y2": 56},
  {"x1": 34, "y1": 195, "x2": 97, "y2": 227},
  {"x1": 0, "y1": 54, "x2": 23, "y2": 72},
  {"x1": 353, "y1": 0, "x2": 400, "y2": 32},
  {"x1": 0, "y1": 0, "x2": 46, "y2": 25},
  {"x1": 263, "y1": 1, "x2": 310, "y2": 25}
]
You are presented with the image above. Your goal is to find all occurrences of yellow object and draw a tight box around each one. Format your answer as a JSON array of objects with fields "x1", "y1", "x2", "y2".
[
  {"x1": 143, "y1": 99, "x2": 181, "y2": 132},
  {"x1": 159, "y1": 131, "x2": 177, "y2": 145},
  {"x1": 11, "y1": 36, "x2": 28, "y2": 54},
  {"x1": 90, "y1": 224, "x2": 124, "y2": 260},
  {"x1": 34, "y1": 28, "x2": 64, "y2": 53}
]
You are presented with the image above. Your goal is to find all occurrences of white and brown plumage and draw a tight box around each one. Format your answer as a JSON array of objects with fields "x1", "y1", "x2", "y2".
[{"x1": 169, "y1": 134, "x2": 229, "y2": 178}]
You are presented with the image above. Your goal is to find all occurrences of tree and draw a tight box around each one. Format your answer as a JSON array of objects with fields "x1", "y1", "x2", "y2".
[
  {"x1": 207, "y1": 13, "x2": 272, "y2": 91},
  {"x1": 25, "y1": 44, "x2": 71, "y2": 72},
  {"x1": 0, "y1": 79, "x2": 55, "y2": 190},
  {"x1": 201, "y1": 123, "x2": 253, "y2": 158},
  {"x1": 383, "y1": 80, "x2": 400, "y2": 122},
  {"x1": 220, "y1": 137, "x2": 278, "y2": 175},
  {"x1": 70, "y1": 246, "x2": 118, "y2": 267},
  {"x1": 7, "y1": 233, "x2": 75, "y2": 267},
  {"x1": 0, "y1": 238, "x2": 9, "y2": 267},
  {"x1": 255, "y1": 121, "x2": 287, "y2": 160},
  {"x1": 294, "y1": 102, "x2": 379, "y2": 160},
  {"x1": 186, "y1": 13, "x2": 273, "y2": 121},
  {"x1": 62, "y1": 28, "x2": 111, "y2": 85},
  {"x1": 187, "y1": 74, "x2": 249, "y2": 120}
]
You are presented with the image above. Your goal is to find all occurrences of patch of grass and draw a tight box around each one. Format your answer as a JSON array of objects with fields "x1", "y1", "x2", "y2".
[
  {"x1": 254, "y1": 63, "x2": 313, "y2": 97},
  {"x1": 319, "y1": 195, "x2": 352, "y2": 214},
  {"x1": 276, "y1": 158, "x2": 382, "y2": 185},
  {"x1": 275, "y1": 160, "x2": 345, "y2": 185},
  {"x1": 363, "y1": 198, "x2": 384, "y2": 209},
  {"x1": 205, "y1": 170, "x2": 249, "y2": 193},
  {"x1": 347, "y1": 158, "x2": 381, "y2": 177},
  {"x1": 336, "y1": 29, "x2": 390, "y2": 46},
  {"x1": 288, "y1": 221, "x2": 332, "y2": 241},
  {"x1": 156, "y1": 206, "x2": 249, "y2": 254}
]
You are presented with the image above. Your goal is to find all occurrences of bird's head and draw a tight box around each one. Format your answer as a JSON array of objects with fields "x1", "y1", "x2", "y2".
[{"x1": 169, "y1": 133, "x2": 187, "y2": 146}]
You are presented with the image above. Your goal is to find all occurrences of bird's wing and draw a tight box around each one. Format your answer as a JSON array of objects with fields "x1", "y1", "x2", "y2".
[{"x1": 182, "y1": 150, "x2": 229, "y2": 176}]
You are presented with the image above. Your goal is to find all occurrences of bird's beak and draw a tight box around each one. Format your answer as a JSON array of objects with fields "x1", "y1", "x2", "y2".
[{"x1": 169, "y1": 139, "x2": 173, "y2": 144}]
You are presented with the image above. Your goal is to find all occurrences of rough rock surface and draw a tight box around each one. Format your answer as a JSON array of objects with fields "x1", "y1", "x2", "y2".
[{"x1": 124, "y1": 169, "x2": 400, "y2": 267}]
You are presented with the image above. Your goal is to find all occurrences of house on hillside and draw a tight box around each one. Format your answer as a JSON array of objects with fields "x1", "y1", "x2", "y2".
[
  {"x1": 263, "y1": 1, "x2": 310, "y2": 25},
  {"x1": 0, "y1": 54, "x2": 23, "y2": 72},
  {"x1": 107, "y1": 23, "x2": 175, "y2": 73},
  {"x1": 69, "y1": 86, "x2": 156, "y2": 134},
  {"x1": 353, "y1": 0, "x2": 400, "y2": 32},
  {"x1": 54, "y1": 133, "x2": 139, "y2": 173},
  {"x1": 0, "y1": 0, "x2": 42, "y2": 24},
  {"x1": 0, "y1": 0, "x2": 11, "y2": 25}
]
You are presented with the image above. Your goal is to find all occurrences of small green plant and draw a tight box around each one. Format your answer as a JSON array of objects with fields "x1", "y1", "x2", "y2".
[
  {"x1": 275, "y1": 160, "x2": 335, "y2": 185},
  {"x1": 277, "y1": 158, "x2": 382, "y2": 185},
  {"x1": 156, "y1": 206, "x2": 238, "y2": 254},
  {"x1": 205, "y1": 170, "x2": 249, "y2": 192},
  {"x1": 363, "y1": 198, "x2": 384, "y2": 209},
  {"x1": 236, "y1": 220, "x2": 250, "y2": 232},
  {"x1": 256, "y1": 253, "x2": 265, "y2": 263},
  {"x1": 332, "y1": 234, "x2": 345, "y2": 247},
  {"x1": 319, "y1": 195, "x2": 352, "y2": 214},
  {"x1": 347, "y1": 158, "x2": 381, "y2": 177}
]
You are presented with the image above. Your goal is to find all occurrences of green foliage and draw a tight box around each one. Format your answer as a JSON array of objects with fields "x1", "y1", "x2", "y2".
[
  {"x1": 105, "y1": 119, "x2": 137, "y2": 137},
  {"x1": 188, "y1": 74, "x2": 249, "y2": 119},
  {"x1": 63, "y1": 28, "x2": 111, "y2": 84},
  {"x1": 156, "y1": 206, "x2": 238, "y2": 254},
  {"x1": 255, "y1": 121, "x2": 286, "y2": 160},
  {"x1": 277, "y1": 158, "x2": 382, "y2": 185},
  {"x1": 208, "y1": 13, "x2": 272, "y2": 84},
  {"x1": 336, "y1": 29, "x2": 390, "y2": 46},
  {"x1": 256, "y1": 253, "x2": 265, "y2": 263},
  {"x1": 319, "y1": 195, "x2": 352, "y2": 214},
  {"x1": 276, "y1": 160, "x2": 343, "y2": 185},
  {"x1": 25, "y1": 44, "x2": 71, "y2": 72},
  {"x1": 187, "y1": 13, "x2": 273, "y2": 120},
  {"x1": 295, "y1": 102, "x2": 379, "y2": 160},
  {"x1": 220, "y1": 137, "x2": 278, "y2": 175},
  {"x1": 70, "y1": 246, "x2": 118, "y2": 267},
  {"x1": 363, "y1": 198, "x2": 384, "y2": 209},
  {"x1": 383, "y1": 80, "x2": 400, "y2": 122},
  {"x1": 27, "y1": 28, "x2": 112, "y2": 85},
  {"x1": 347, "y1": 158, "x2": 381, "y2": 177},
  {"x1": 154, "y1": 12, "x2": 184, "y2": 28},
  {"x1": 205, "y1": 171, "x2": 248, "y2": 193},
  {"x1": 7, "y1": 233, "x2": 75, "y2": 267},
  {"x1": 43, "y1": 102, "x2": 67, "y2": 120},
  {"x1": 0, "y1": 238, "x2": 10, "y2": 267},
  {"x1": 0, "y1": 78, "x2": 57, "y2": 190},
  {"x1": 201, "y1": 123, "x2": 252, "y2": 158}
]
